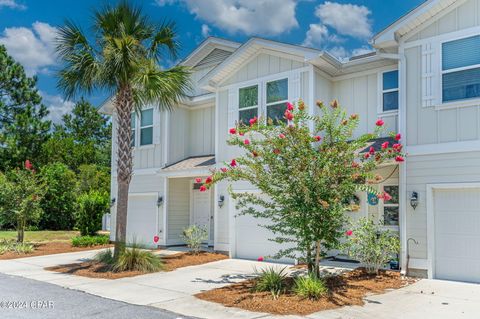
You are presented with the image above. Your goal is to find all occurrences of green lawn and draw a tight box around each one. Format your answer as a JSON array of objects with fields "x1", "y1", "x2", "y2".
[{"x1": 0, "y1": 231, "x2": 80, "y2": 243}]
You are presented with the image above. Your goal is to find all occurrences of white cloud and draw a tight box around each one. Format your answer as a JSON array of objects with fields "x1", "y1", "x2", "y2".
[
  {"x1": 154, "y1": 0, "x2": 176, "y2": 6},
  {"x1": 0, "y1": 0, "x2": 26, "y2": 10},
  {"x1": 40, "y1": 92, "x2": 75, "y2": 124},
  {"x1": 201, "y1": 24, "x2": 211, "y2": 38},
  {"x1": 315, "y1": 1, "x2": 372, "y2": 39},
  {"x1": 0, "y1": 22, "x2": 58, "y2": 76},
  {"x1": 156, "y1": 0, "x2": 299, "y2": 36},
  {"x1": 302, "y1": 23, "x2": 343, "y2": 48},
  {"x1": 351, "y1": 46, "x2": 374, "y2": 57}
]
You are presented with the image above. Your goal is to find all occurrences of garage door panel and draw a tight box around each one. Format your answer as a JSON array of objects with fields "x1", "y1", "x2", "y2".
[
  {"x1": 127, "y1": 194, "x2": 158, "y2": 247},
  {"x1": 434, "y1": 188, "x2": 480, "y2": 283},
  {"x1": 234, "y1": 209, "x2": 295, "y2": 263}
]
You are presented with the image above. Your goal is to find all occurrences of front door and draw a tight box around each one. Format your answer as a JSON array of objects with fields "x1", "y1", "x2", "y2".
[{"x1": 192, "y1": 184, "x2": 212, "y2": 244}]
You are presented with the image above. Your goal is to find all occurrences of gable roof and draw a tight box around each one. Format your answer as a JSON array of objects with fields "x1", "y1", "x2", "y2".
[
  {"x1": 372, "y1": 0, "x2": 462, "y2": 48},
  {"x1": 180, "y1": 37, "x2": 241, "y2": 67},
  {"x1": 199, "y1": 37, "x2": 324, "y2": 89}
]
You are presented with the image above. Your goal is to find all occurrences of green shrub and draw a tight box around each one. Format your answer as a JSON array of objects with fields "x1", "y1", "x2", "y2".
[
  {"x1": 71, "y1": 235, "x2": 109, "y2": 247},
  {"x1": 113, "y1": 244, "x2": 163, "y2": 272},
  {"x1": 181, "y1": 225, "x2": 208, "y2": 254},
  {"x1": 94, "y1": 249, "x2": 114, "y2": 265},
  {"x1": 293, "y1": 274, "x2": 328, "y2": 300},
  {"x1": 77, "y1": 164, "x2": 110, "y2": 194},
  {"x1": 343, "y1": 218, "x2": 400, "y2": 274},
  {"x1": 39, "y1": 163, "x2": 77, "y2": 230},
  {"x1": 254, "y1": 266, "x2": 288, "y2": 299},
  {"x1": 76, "y1": 190, "x2": 109, "y2": 236},
  {"x1": 0, "y1": 239, "x2": 34, "y2": 255}
]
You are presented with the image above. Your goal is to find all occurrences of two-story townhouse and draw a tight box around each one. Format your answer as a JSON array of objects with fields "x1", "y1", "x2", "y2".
[{"x1": 101, "y1": 0, "x2": 480, "y2": 283}]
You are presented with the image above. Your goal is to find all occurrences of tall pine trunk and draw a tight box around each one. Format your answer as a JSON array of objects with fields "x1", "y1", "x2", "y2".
[
  {"x1": 17, "y1": 218, "x2": 25, "y2": 243},
  {"x1": 113, "y1": 85, "x2": 134, "y2": 260}
]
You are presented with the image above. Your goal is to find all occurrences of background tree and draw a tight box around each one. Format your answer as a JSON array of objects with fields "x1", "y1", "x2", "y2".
[
  {"x1": 0, "y1": 162, "x2": 45, "y2": 242},
  {"x1": 56, "y1": 1, "x2": 191, "y2": 258},
  {"x1": 205, "y1": 100, "x2": 405, "y2": 277},
  {"x1": 38, "y1": 163, "x2": 78, "y2": 230},
  {"x1": 0, "y1": 45, "x2": 51, "y2": 170}
]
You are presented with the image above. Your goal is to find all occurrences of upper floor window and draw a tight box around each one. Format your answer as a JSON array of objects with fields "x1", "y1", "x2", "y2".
[
  {"x1": 442, "y1": 35, "x2": 480, "y2": 103},
  {"x1": 238, "y1": 85, "x2": 258, "y2": 125},
  {"x1": 140, "y1": 108, "x2": 153, "y2": 146},
  {"x1": 266, "y1": 78, "x2": 288, "y2": 125},
  {"x1": 382, "y1": 70, "x2": 399, "y2": 112}
]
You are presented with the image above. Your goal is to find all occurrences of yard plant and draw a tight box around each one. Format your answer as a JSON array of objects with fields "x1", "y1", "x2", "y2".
[
  {"x1": 253, "y1": 266, "x2": 288, "y2": 299},
  {"x1": 56, "y1": 1, "x2": 191, "y2": 260},
  {"x1": 71, "y1": 234, "x2": 110, "y2": 247},
  {"x1": 181, "y1": 225, "x2": 208, "y2": 254},
  {"x1": 95, "y1": 243, "x2": 163, "y2": 273},
  {"x1": 343, "y1": 218, "x2": 400, "y2": 274},
  {"x1": 203, "y1": 100, "x2": 405, "y2": 277},
  {"x1": 293, "y1": 274, "x2": 328, "y2": 300}
]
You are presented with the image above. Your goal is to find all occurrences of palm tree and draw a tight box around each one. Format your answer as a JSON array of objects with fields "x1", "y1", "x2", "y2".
[{"x1": 56, "y1": 1, "x2": 191, "y2": 259}]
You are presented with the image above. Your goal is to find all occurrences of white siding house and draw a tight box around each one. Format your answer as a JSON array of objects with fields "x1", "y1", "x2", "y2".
[{"x1": 101, "y1": 0, "x2": 480, "y2": 283}]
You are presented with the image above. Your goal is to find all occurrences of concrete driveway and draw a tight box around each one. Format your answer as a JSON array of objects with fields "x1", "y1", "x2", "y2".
[{"x1": 0, "y1": 249, "x2": 479, "y2": 319}]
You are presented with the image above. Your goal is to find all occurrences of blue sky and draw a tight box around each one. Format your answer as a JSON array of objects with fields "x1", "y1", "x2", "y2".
[{"x1": 0, "y1": 0, "x2": 424, "y2": 122}]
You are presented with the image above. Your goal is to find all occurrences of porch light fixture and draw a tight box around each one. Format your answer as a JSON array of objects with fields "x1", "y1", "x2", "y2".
[
  {"x1": 110, "y1": 198, "x2": 116, "y2": 207},
  {"x1": 410, "y1": 192, "x2": 418, "y2": 210},
  {"x1": 218, "y1": 195, "x2": 225, "y2": 208},
  {"x1": 157, "y1": 196, "x2": 163, "y2": 207}
]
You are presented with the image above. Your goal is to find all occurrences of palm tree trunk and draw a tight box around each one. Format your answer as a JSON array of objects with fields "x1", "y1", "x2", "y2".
[{"x1": 113, "y1": 85, "x2": 134, "y2": 260}]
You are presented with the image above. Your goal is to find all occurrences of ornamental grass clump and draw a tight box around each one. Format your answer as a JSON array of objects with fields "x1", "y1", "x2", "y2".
[
  {"x1": 94, "y1": 243, "x2": 163, "y2": 273},
  {"x1": 202, "y1": 99, "x2": 405, "y2": 278},
  {"x1": 254, "y1": 266, "x2": 288, "y2": 299},
  {"x1": 293, "y1": 274, "x2": 328, "y2": 300}
]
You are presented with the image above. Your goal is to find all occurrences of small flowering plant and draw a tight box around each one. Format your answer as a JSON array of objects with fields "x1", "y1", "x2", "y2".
[
  {"x1": 202, "y1": 99, "x2": 405, "y2": 277},
  {"x1": 342, "y1": 218, "x2": 400, "y2": 275}
]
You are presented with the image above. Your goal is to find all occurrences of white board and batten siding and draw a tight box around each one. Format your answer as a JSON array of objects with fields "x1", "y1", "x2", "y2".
[
  {"x1": 403, "y1": 0, "x2": 480, "y2": 147},
  {"x1": 167, "y1": 178, "x2": 190, "y2": 245}
]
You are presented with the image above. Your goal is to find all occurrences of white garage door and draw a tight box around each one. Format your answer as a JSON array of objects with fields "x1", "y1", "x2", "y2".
[
  {"x1": 234, "y1": 202, "x2": 294, "y2": 263},
  {"x1": 434, "y1": 188, "x2": 480, "y2": 283},
  {"x1": 126, "y1": 194, "x2": 159, "y2": 247}
]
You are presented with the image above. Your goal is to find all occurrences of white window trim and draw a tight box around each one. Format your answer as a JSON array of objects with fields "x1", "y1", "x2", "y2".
[
  {"x1": 237, "y1": 75, "x2": 290, "y2": 124},
  {"x1": 436, "y1": 32, "x2": 480, "y2": 109},
  {"x1": 238, "y1": 84, "x2": 260, "y2": 125},
  {"x1": 131, "y1": 112, "x2": 137, "y2": 148},
  {"x1": 139, "y1": 108, "x2": 154, "y2": 148},
  {"x1": 379, "y1": 183, "x2": 400, "y2": 232},
  {"x1": 377, "y1": 68, "x2": 399, "y2": 116}
]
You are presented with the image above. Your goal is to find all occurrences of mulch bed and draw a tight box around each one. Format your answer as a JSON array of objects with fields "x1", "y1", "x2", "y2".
[
  {"x1": 0, "y1": 242, "x2": 112, "y2": 260},
  {"x1": 45, "y1": 251, "x2": 228, "y2": 279},
  {"x1": 195, "y1": 268, "x2": 417, "y2": 316}
]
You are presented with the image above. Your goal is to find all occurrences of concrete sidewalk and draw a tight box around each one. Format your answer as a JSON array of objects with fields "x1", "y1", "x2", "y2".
[{"x1": 1, "y1": 250, "x2": 480, "y2": 319}]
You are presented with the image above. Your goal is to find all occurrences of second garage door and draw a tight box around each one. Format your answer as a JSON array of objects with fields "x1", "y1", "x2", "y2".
[{"x1": 433, "y1": 187, "x2": 480, "y2": 283}]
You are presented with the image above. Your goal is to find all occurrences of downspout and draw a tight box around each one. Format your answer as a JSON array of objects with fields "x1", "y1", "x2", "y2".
[{"x1": 377, "y1": 51, "x2": 408, "y2": 276}]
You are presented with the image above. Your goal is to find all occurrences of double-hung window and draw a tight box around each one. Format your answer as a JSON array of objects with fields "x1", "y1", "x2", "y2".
[
  {"x1": 238, "y1": 85, "x2": 259, "y2": 125},
  {"x1": 266, "y1": 78, "x2": 288, "y2": 125},
  {"x1": 382, "y1": 185, "x2": 399, "y2": 227},
  {"x1": 382, "y1": 70, "x2": 399, "y2": 112},
  {"x1": 130, "y1": 112, "x2": 136, "y2": 147},
  {"x1": 442, "y1": 35, "x2": 480, "y2": 103},
  {"x1": 140, "y1": 108, "x2": 153, "y2": 146}
]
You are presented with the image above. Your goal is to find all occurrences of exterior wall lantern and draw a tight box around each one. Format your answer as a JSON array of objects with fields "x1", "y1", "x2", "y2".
[
  {"x1": 218, "y1": 195, "x2": 225, "y2": 208},
  {"x1": 110, "y1": 198, "x2": 116, "y2": 208},
  {"x1": 410, "y1": 192, "x2": 418, "y2": 210},
  {"x1": 157, "y1": 196, "x2": 163, "y2": 207}
]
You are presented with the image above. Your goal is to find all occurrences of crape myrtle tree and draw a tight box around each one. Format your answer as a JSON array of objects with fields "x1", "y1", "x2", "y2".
[
  {"x1": 56, "y1": 1, "x2": 191, "y2": 259},
  {"x1": 202, "y1": 100, "x2": 405, "y2": 277}
]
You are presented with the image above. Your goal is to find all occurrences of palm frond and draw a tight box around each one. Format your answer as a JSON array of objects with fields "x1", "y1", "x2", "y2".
[
  {"x1": 133, "y1": 62, "x2": 191, "y2": 111},
  {"x1": 149, "y1": 20, "x2": 179, "y2": 62}
]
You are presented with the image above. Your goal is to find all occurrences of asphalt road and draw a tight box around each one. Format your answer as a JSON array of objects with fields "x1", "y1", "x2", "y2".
[{"x1": 0, "y1": 273, "x2": 196, "y2": 319}]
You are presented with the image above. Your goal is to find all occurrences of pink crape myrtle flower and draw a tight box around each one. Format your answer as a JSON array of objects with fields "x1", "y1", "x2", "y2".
[
  {"x1": 376, "y1": 119, "x2": 385, "y2": 126},
  {"x1": 249, "y1": 117, "x2": 258, "y2": 126},
  {"x1": 286, "y1": 102, "x2": 294, "y2": 111},
  {"x1": 395, "y1": 155, "x2": 405, "y2": 162},
  {"x1": 25, "y1": 160, "x2": 33, "y2": 170},
  {"x1": 244, "y1": 139, "x2": 250, "y2": 145},
  {"x1": 205, "y1": 176, "x2": 213, "y2": 184},
  {"x1": 381, "y1": 141, "x2": 389, "y2": 149},
  {"x1": 314, "y1": 136, "x2": 321, "y2": 142},
  {"x1": 284, "y1": 110, "x2": 294, "y2": 121},
  {"x1": 230, "y1": 159, "x2": 237, "y2": 167},
  {"x1": 278, "y1": 133, "x2": 286, "y2": 139},
  {"x1": 229, "y1": 128, "x2": 236, "y2": 134},
  {"x1": 199, "y1": 185, "x2": 207, "y2": 192},
  {"x1": 195, "y1": 178, "x2": 202, "y2": 183},
  {"x1": 345, "y1": 230, "x2": 353, "y2": 236},
  {"x1": 220, "y1": 167, "x2": 228, "y2": 173},
  {"x1": 395, "y1": 133, "x2": 401, "y2": 141}
]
